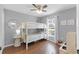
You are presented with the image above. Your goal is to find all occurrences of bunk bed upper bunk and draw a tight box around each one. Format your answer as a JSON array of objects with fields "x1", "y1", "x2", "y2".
[
  {"x1": 23, "y1": 22, "x2": 47, "y2": 29},
  {"x1": 21, "y1": 22, "x2": 47, "y2": 43}
]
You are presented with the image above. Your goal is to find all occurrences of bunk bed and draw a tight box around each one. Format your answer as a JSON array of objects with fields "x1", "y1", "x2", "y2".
[{"x1": 21, "y1": 22, "x2": 47, "y2": 49}]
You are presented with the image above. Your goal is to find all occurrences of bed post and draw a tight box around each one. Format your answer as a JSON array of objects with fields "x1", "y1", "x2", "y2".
[{"x1": 26, "y1": 23, "x2": 28, "y2": 50}]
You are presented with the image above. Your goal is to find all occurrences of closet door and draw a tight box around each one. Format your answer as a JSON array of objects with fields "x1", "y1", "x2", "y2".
[
  {"x1": 67, "y1": 32, "x2": 76, "y2": 54},
  {"x1": 47, "y1": 17, "x2": 57, "y2": 42}
]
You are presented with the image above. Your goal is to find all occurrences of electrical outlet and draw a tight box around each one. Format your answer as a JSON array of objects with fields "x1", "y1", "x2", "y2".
[
  {"x1": 77, "y1": 50, "x2": 79, "y2": 54},
  {"x1": 0, "y1": 47, "x2": 1, "y2": 50}
]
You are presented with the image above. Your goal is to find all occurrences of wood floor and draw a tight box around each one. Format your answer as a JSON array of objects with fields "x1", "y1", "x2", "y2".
[{"x1": 3, "y1": 39, "x2": 59, "y2": 54}]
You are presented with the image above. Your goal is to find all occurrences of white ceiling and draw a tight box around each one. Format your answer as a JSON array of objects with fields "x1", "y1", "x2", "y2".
[{"x1": 3, "y1": 4, "x2": 76, "y2": 17}]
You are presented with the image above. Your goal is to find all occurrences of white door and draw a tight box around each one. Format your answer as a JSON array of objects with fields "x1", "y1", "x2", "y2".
[{"x1": 47, "y1": 16, "x2": 57, "y2": 42}]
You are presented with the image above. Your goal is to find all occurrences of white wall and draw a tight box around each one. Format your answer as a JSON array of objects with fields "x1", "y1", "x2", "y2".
[
  {"x1": 77, "y1": 4, "x2": 79, "y2": 50},
  {"x1": 0, "y1": 5, "x2": 4, "y2": 49},
  {"x1": 0, "y1": 5, "x2": 39, "y2": 48},
  {"x1": 4, "y1": 9, "x2": 38, "y2": 46},
  {"x1": 38, "y1": 7, "x2": 76, "y2": 42}
]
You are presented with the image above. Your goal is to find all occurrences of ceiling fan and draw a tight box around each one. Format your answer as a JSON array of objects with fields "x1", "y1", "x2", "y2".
[{"x1": 30, "y1": 4, "x2": 48, "y2": 13}]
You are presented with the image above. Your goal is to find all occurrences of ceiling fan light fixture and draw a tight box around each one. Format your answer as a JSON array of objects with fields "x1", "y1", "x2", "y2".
[
  {"x1": 31, "y1": 4, "x2": 47, "y2": 14},
  {"x1": 36, "y1": 10, "x2": 43, "y2": 14}
]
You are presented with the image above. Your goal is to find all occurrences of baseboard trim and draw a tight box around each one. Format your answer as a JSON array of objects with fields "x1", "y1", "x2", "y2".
[
  {"x1": 4, "y1": 41, "x2": 24, "y2": 48},
  {"x1": 0, "y1": 46, "x2": 5, "y2": 54},
  {"x1": 4, "y1": 44, "x2": 14, "y2": 48},
  {"x1": 1, "y1": 41, "x2": 24, "y2": 54},
  {"x1": 0, "y1": 44, "x2": 13, "y2": 54}
]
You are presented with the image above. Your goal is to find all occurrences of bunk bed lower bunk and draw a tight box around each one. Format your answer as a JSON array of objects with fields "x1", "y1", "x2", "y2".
[{"x1": 27, "y1": 33, "x2": 47, "y2": 43}]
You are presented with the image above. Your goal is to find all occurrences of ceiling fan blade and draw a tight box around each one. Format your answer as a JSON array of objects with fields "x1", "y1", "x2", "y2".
[
  {"x1": 43, "y1": 5, "x2": 47, "y2": 9},
  {"x1": 32, "y1": 4, "x2": 38, "y2": 8},
  {"x1": 30, "y1": 9, "x2": 37, "y2": 11}
]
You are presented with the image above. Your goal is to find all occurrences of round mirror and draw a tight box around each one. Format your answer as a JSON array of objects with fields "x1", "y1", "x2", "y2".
[{"x1": 8, "y1": 21, "x2": 17, "y2": 29}]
